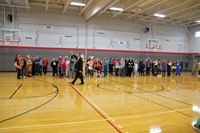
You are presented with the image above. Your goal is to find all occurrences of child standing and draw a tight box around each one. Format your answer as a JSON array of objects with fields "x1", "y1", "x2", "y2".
[{"x1": 16, "y1": 56, "x2": 22, "y2": 79}]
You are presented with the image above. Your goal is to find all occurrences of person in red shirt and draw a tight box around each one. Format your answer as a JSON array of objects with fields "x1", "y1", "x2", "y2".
[
  {"x1": 42, "y1": 57, "x2": 49, "y2": 75},
  {"x1": 61, "y1": 58, "x2": 66, "y2": 78}
]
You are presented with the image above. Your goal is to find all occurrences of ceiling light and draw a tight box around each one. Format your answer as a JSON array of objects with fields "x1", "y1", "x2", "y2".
[
  {"x1": 196, "y1": 20, "x2": 200, "y2": 23},
  {"x1": 154, "y1": 13, "x2": 166, "y2": 18},
  {"x1": 195, "y1": 31, "x2": 200, "y2": 38},
  {"x1": 109, "y1": 7, "x2": 123, "y2": 12},
  {"x1": 70, "y1": 2, "x2": 85, "y2": 7}
]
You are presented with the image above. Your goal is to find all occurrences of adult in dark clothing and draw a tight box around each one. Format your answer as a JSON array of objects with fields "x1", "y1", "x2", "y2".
[
  {"x1": 127, "y1": 58, "x2": 134, "y2": 77},
  {"x1": 51, "y1": 58, "x2": 58, "y2": 77},
  {"x1": 167, "y1": 59, "x2": 172, "y2": 76},
  {"x1": 109, "y1": 58, "x2": 114, "y2": 75},
  {"x1": 139, "y1": 59, "x2": 145, "y2": 76},
  {"x1": 146, "y1": 59, "x2": 151, "y2": 76},
  {"x1": 70, "y1": 53, "x2": 84, "y2": 85},
  {"x1": 185, "y1": 60, "x2": 189, "y2": 72}
]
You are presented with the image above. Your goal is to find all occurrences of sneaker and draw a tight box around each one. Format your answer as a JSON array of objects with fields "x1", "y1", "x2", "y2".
[{"x1": 70, "y1": 82, "x2": 74, "y2": 85}]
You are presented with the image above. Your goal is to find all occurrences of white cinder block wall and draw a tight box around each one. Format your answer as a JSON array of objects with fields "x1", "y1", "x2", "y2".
[
  {"x1": 188, "y1": 25, "x2": 200, "y2": 53},
  {"x1": 0, "y1": 8, "x2": 190, "y2": 53}
]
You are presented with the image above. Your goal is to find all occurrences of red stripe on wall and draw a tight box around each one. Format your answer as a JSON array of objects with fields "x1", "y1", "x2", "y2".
[{"x1": 0, "y1": 45, "x2": 198, "y2": 55}]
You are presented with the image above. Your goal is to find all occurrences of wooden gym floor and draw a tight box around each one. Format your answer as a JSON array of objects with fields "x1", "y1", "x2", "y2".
[{"x1": 0, "y1": 72, "x2": 200, "y2": 133}]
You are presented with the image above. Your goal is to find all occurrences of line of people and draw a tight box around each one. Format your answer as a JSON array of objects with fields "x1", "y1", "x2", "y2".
[
  {"x1": 86, "y1": 57, "x2": 200, "y2": 77},
  {"x1": 14, "y1": 54, "x2": 200, "y2": 79}
]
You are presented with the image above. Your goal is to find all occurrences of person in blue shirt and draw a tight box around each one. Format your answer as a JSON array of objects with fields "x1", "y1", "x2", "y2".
[{"x1": 176, "y1": 60, "x2": 181, "y2": 76}]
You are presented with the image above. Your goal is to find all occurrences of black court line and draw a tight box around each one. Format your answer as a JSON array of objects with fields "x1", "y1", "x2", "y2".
[
  {"x1": 108, "y1": 78, "x2": 192, "y2": 106},
  {"x1": 103, "y1": 79, "x2": 195, "y2": 118},
  {"x1": 0, "y1": 81, "x2": 59, "y2": 123},
  {"x1": 160, "y1": 77, "x2": 200, "y2": 100},
  {"x1": 9, "y1": 84, "x2": 23, "y2": 99},
  {"x1": 97, "y1": 82, "x2": 164, "y2": 93}
]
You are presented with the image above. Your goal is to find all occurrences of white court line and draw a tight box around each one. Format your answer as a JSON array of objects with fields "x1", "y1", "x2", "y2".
[
  {"x1": 0, "y1": 108, "x2": 192, "y2": 130},
  {"x1": 0, "y1": 119, "x2": 105, "y2": 130},
  {"x1": 114, "y1": 107, "x2": 192, "y2": 120}
]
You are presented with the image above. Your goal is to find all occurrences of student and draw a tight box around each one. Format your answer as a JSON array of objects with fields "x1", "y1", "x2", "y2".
[
  {"x1": 198, "y1": 61, "x2": 200, "y2": 76},
  {"x1": 42, "y1": 57, "x2": 49, "y2": 75},
  {"x1": 192, "y1": 60, "x2": 198, "y2": 76},
  {"x1": 176, "y1": 61, "x2": 181, "y2": 76},
  {"x1": 58, "y1": 56, "x2": 63, "y2": 78},
  {"x1": 146, "y1": 58, "x2": 151, "y2": 76},
  {"x1": 26, "y1": 55, "x2": 32, "y2": 77},
  {"x1": 138, "y1": 59, "x2": 145, "y2": 76},
  {"x1": 102, "y1": 58, "x2": 108, "y2": 77},
  {"x1": 108, "y1": 58, "x2": 114, "y2": 75},
  {"x1": 161, "y1": 59, "x2": 166, "y2": 76},
  {"x1": 65, "y1": 56, "x2": 70, "y2": 78},
  {"x1": 172, "y1": 62, "x2": 176, "y2": 75},
  {"x1": 94, "y1": 58, "x2": 102, "y2": 77},
  {"x1": 134, "y1": 60, "x2": 138, "y2": 76},
  {"x1": 16, "y1": 56, "x2": 22, "y2": 79},
  {"x1": 167, "y1": 59, "x2": 172, "y2": 76},
  {"x1": 127, "y1": 58, "x2": 134, "y2": 77},
  {"x1": 114, "y1": 58, "x2": 120, "y2": 76},
  {"x1": 34, "y1": 56, "x2": 40, "y2": 76},
  {"x1": 119, "y1": 57, "x2": 125, "y2": 77},
  {"x1": 185, "y1": 60, "x2": 189, "y2": 72},
  {"x1": 87, "y1": 57, "x2": 94, "y2": 77},
  {"x1": 61, "y1": 58, "x2": 66, "y2": 78}
]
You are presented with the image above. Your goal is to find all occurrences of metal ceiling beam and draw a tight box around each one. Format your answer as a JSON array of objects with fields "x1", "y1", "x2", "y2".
[
  {"x1": 97, "y1": 0, "x2": 120, "y2": 16},
  {"x1": 62, "y1": 0, "x2": 71, "y2": 14},
  {"x1": 79, "y1": 0, "x2": 94, "y2": 16},
  {"x1": 174, "y1": 15, "x2": 200, "y2": 25},
  {"x1": 139, "y1": 0, "x2": 191, "y2": 21},
  {"x1": 85, "y1": 0, "x2": 113, "y2": 21},
  {"x1": 0, "y1": 3, "x2": 30, "y2": 9},
  {"x1": 125, "y1": 0, "x2": 166, "y2": 19},
  {"x1": 168, "y1": 9, "x2": 200, "y2": 23},
  {"x1": 24, "y1": 0, "x2": 30, "y2": 11},
  {"x1": 5, "y1": 0, "x2": 11, "y2": 5},
  {"x1": 187, "y1": 22, "x2": 200, "y2": 27},
  {"x1": 30, "y1": 2, "x2": 62, "y2": 8},
  {"x1": 164, "y1": 3, "x2": 200, "y2": 18},
  {"x1": 45, "y1": 0, "x2": 49, "y2": 12},
  {"x1": 110, "y1": 0, "x2": 145, "y2": 19}
]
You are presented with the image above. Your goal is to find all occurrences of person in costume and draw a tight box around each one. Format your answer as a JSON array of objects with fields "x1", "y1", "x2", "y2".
[{"x1": 176, "y1": 60, "x2": 181, "y2": 76}]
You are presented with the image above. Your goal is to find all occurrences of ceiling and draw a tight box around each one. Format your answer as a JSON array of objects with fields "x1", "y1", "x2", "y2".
[{"x1": 0, "y1": 0, "x2": 200, "y2": 27}]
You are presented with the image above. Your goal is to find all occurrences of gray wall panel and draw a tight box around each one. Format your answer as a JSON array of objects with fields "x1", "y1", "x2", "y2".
[{"x1": 0, "y1": 48, "x2": 193, "y2": 71}]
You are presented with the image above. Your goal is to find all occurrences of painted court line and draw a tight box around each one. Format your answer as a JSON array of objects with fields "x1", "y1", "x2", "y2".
[
  {"x1": 0, "y1": 108, "x2": 191, "y2": 130},
  {"x1": 64, "y1": 79, "x2": 122, "y2": 133},
  {"x1": 114, "y1": 107, "x2": 192, "y2": 120}
]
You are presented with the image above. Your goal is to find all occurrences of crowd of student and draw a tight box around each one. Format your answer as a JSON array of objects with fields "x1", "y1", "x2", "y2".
[
  {"x1": 85, "y1": 57, "x2": 195, "y2": 77},
  {"x1": 14, "y1": 54, "x2": 200, "y2": 79}
]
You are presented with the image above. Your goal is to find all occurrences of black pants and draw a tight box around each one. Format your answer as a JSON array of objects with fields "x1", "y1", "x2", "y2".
[
  {"x1": 17, "y1": 68, "x2": 21, "y2": 79},
  {"x1": 109, "y1": 64, "x2": 113, "y2": 74},
  {"x1": 52, "y1": 67, "x2": 57, "y2": 77},
  {"x1": 43, "y1": 67, "x2": 47, "y2": 75},
  {"x1": 72, "y1": 70, "x2": 84, "y2": 84}
]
